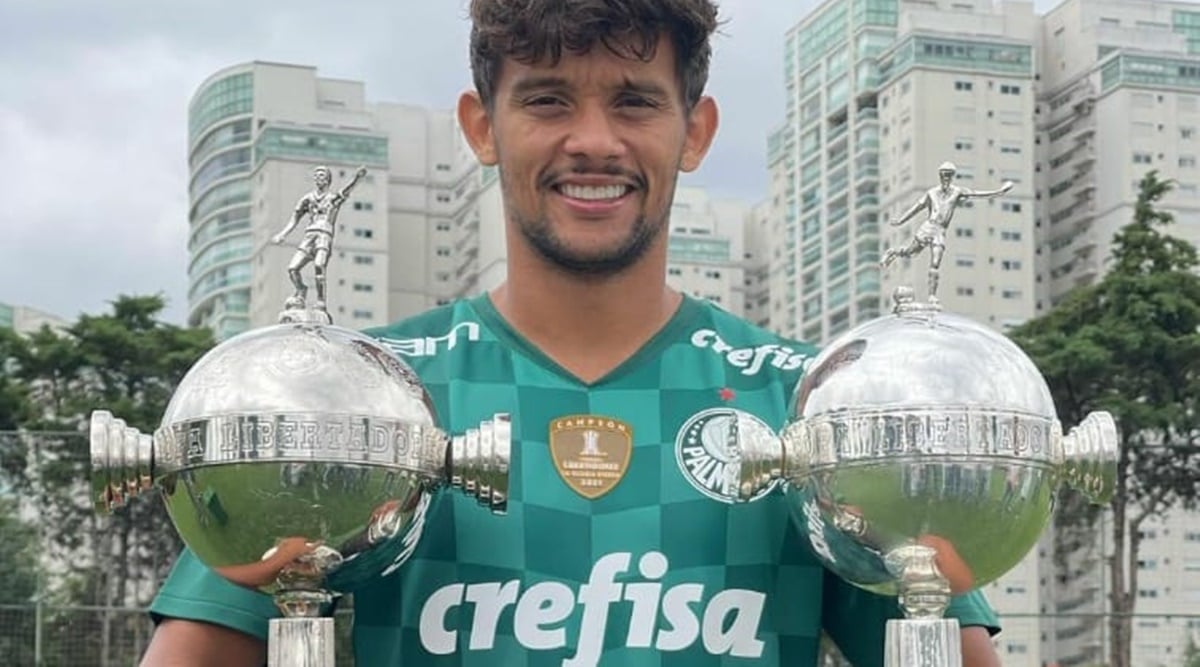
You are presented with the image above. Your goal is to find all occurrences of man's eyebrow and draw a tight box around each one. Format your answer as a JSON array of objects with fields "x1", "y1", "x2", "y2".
[
  {"x1": 618, "y1": 77, "x2": 671, "y2": 99},
  {"x1": 507, "y1": 75, "x2": 672, "y2": 99},
  {"x1": 509, "y1": 75, "x2": 570, "y2": 97}
]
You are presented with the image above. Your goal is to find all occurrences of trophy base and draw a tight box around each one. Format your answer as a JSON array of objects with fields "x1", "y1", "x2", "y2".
[
  {"x1": 885, "y1": 617, "x2": 961, "y2": 667},
  {"x1": 268, "y1": 616, "x2": 335, "y2": 667}
]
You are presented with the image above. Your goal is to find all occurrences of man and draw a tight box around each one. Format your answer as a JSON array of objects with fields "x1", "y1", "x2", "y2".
[
  {"x1": 142, "y1": 2, "x2": 1003, "y2": 665},
  {"x1": 271, "y1": 165, "x2": 368, "y2": 312},
  {"x1": 880, "y1": 162, "x2": 1013, "y2": 304}
]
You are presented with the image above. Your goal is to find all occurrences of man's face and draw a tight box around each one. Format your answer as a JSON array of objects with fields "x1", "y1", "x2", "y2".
[
  {"x1": 459, "y1": 36, "x2": 717, "y2": 276},
  {"x1": 939, "y1": 170, "x2": 954, "y2": 188},
  {"x1": 315, "y1": 170, "x2": 331, "y2": 190}
]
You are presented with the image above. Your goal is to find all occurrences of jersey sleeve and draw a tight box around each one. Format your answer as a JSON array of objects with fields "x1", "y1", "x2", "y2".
[
  {"x1": 149, "y1": 547, "x2": 280, "y2": 641},
  {"x1": 821, "y1": 570, "x2": 1001, "y2": 665}
]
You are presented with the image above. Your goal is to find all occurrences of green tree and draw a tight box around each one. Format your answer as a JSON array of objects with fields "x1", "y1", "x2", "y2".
[
  {"x1": 1009, "y1": 171, "x2": 1200, "y2": 667},
  {"x1": 1183, "y1": 636, "x2": 1200, "y2": 667},
  {"x1": 0, "y1": 496, "x2": 43, "y2": 665},
  {"x1": 3, "y1": 294, "x2": 214, "y2": 666}
]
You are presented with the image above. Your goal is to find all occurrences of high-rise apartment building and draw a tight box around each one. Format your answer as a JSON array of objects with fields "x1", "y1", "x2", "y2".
[
  {"x1": 1036, "y1": 6, "x2": 1200, "y2": 665},
  {"x1": 1037, "y1": 0, "x2": 1200, "y2": 310},
  {"x1": 772, "y1": 0, "x2": 1038, "y2": 346},
  {"x1": 187, "y1": 62, "x2": 486, "y2": 338},
  {"x1": 666, "y1": 187, "x2": 749, "y2": 313}
]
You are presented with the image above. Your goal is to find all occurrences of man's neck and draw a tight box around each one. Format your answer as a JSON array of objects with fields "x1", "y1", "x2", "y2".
[{"x1": 490, "y1": 246, "x2": 682, "y2": 383}]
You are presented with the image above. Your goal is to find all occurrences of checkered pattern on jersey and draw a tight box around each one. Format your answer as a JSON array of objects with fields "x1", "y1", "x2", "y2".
[{"x1": 352, "y1": 297, "x2": 841, "y2": 667}]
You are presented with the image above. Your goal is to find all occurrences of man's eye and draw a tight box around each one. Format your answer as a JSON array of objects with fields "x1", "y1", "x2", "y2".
[
  {"x1": 618, "y1": 95, "x2": 658, "y2": 108},
  {"x1": 527, "y1": 96, "x2": 563, "y2": 106}
]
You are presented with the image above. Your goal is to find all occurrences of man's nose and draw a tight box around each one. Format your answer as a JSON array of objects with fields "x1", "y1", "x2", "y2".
[{"x1": 562, "y1": 104, "x2": 626, "y2": 161}]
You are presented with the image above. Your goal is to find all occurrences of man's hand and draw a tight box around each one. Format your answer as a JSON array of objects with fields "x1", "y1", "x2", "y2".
[
  {"x1": 271, "y1": 232, "x2": 287, "y2": 245},
  {"x1": 1000, "y1": 181, "x2": 1015, "y2": 193},
  {"x1": 356, "y1": 166, "x2": 368, "y2": 178},
  {"x1": 961, "y1": 626, "x2": 1002, "y2": 667}
]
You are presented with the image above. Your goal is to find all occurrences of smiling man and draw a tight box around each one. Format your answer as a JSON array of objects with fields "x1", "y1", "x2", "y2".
[{"x1": 139, "y1": 2, "x2": 1003, "y2": 666}]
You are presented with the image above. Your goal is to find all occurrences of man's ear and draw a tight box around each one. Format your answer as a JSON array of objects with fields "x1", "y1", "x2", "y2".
[
  {"x1": 458, "y1": 91, "x2": 498, "y2": 166},
  {"x1": 680, "y1": 95, "x2": 719, "y2": 173}
]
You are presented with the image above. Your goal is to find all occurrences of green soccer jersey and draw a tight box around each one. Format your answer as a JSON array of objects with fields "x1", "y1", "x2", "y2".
[{"x1": 150, "y1": 294, "x2": 999, "y2": 666}]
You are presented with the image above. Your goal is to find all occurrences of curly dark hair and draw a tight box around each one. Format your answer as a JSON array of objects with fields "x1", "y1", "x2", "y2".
[{"x1": 468, "y1": 0, "x2": 720, "y2": 110}]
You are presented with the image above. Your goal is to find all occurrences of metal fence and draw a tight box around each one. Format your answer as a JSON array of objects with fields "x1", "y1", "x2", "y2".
[
  {"x1": 0, "y1": 603, "x2": 357, "y2": 667},
  {"x1": 0, "y1": 603, "x2": 1197, "y2": 666}
]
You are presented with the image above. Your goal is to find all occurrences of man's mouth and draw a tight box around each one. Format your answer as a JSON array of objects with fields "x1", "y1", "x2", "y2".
[{"x1": 555, "y1": 184, "x2": 633, "y2": 201}]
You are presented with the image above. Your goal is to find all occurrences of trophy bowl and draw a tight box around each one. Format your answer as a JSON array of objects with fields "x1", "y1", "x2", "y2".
[
  {"x1": 731, "y1": 299, "x2": 1117, "y2": 666},
  {"x1": 89, "y1": 321, "x2": 509, "y2": 664},
  {"x1": 780, "y1": 305, "x2": 1116, "y2": 598}
]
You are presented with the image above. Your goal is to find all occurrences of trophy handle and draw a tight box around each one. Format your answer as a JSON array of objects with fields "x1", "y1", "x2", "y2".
[
  {"x1": 1056, "y1": 411, "x2": 1119, "y2": 504},
  {"x1": 447, "y1": 413, "x2": 511, "y2": 513},
  {"x1": 90, "y1": 410, "x2": 154, "y2": 512}
]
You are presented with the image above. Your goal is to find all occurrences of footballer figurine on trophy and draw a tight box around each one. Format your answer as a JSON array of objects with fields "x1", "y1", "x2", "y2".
[
  {"x1": 880, "y1": 161, "x2": 1014, "y2": 305},
  {"x1": 272, "y1": 164, "x2": 368, "y2": 323}
]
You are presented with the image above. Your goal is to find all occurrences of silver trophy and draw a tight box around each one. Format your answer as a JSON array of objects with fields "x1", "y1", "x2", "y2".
[
  {"x1": 731, "y1": 169, "x2": 1118, "y2": 666},
  {"x1": 89, "y1": 166, "x2": 510, "y2": 667}
]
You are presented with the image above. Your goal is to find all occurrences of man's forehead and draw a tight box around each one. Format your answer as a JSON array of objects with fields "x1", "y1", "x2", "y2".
[{"x1": 500, "y1": 37, "x2": 677, "y2": 90}]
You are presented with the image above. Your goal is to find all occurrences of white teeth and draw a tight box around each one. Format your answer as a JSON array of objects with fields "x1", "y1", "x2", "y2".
[{"x1": 560, "y1": 184, "x2": 628, "y2": 200}]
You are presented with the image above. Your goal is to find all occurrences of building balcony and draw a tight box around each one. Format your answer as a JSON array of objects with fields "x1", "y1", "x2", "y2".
[
  {"x1": 855, "y1": 166, "x2": 881, "y2": 184},
  {"x1": 1070, "y1": 122, "x2": 1095, "y2": 145},
  {"x1": 856, "y1": 194, "x2": 881, "y2": 209},
  {"x1": 1070, "y1": 235, "x2": 1098, "y2": 257},
  {"x1": 856, "y1": 108, "x2": 879, "y2": 124},
  {"x1": 828, "y1": 122, "x2": 849, "y2": 145}
]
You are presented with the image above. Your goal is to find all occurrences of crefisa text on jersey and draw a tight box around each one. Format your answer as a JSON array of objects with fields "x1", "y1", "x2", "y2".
[
  {"x1": 689, "y1": 329, "x2": 811, "y2": 376},
  {"x1": 418, "y1": 551, "x2": 767, "y2": 665}
]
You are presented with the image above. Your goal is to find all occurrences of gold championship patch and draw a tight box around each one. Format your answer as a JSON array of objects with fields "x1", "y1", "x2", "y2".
[{"x1": 549, "y1": 415, "x2": 633, "y2": 500}]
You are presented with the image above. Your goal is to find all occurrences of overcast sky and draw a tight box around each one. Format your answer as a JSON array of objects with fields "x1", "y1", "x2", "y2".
[{"x1": 1, "y1": 0, "x2": 1078, "y2": 325}]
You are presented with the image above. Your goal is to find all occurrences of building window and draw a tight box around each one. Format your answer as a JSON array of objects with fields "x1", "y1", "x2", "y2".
[
  {"x1": 956, "y1": 228, "x2": 974, "y2": 238},
  {"x1": 1000, "y1": 230, "x2": 1022, "y2": 241},
  {"x1": 1002, "y1": 260, "x2": 1022, "y2": 271},
  {"x1": 435, "y1": 222, "x2": 451, "y2": 231},
  {"x1": 1134, "y1": 152, "x2": 1153, "y2": 164},
  {"x1": 668, "y1": 267, "x2": 682, "y2": 276},
  {"x1": 1000, "y1": 84, "x2": 1021, "y2": 95},
  {"x1": 1002, "y1": 202, "x2": 1022, "y2": 213},
  {"x1": 436, "y1": 193, "x2": 451, "y2": 203},
  {"x1": 955, "y1": 81, "x2": 974, "y2": 91},
  {"x1": 704, "y1": 270, "x2": 722, "y2": 279},
  {"x1": 956, "y1": 257, "x2": 975, "y2": 267},
  {"x1": 353, "y1": 228, "x2": 374, "y2": 239},
  {"x1": 435, "y1": 163, "x2": 452, "y2": 172},
  {"x1": 435, "y1": 248, "x2": 451, "y2": 257},
  {"x1": 955, "y1": 139, "x2": 974, "y2": 151},
  {"x1": 352, "y1": 309, "x2": 373, "y2": 319},
  {"x1": 353, "y1": 255, "x2": 374, "y2": 265},
  {"x1": 1182, "y1": 155, "x2": 1197, "y2": 168},
  {"x1": 352, "y1": 201, "x2": 374, "y2": 211},
  {"x1": 957, "y1": 286, "x2": 975, "y2": 296},
  {"x1": 1182, "y1": 127, "x2": 1196, "y2": 140},
  {"x1": 1000, "y1": 145, "x2": 1022, "y2": 154},
  {"x1": 352, "y1": 283, "x2": 373, "y2": 292},
  {"x1": 1002, "y1": 289, "x2": 1022, "y2": 299}
]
